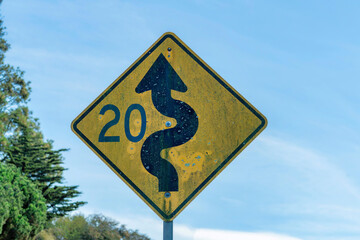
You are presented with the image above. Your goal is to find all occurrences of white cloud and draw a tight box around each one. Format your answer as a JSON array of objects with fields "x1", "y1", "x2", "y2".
[
  {"x1": 246, "y1": 135, "x2": 360, "y2": 235},
  {"x1": 258, "y1": 135, "x2": 360, "y2": 201},
  {"x1": 194, "y1": 229, "x2": 301, "y2": 240}
]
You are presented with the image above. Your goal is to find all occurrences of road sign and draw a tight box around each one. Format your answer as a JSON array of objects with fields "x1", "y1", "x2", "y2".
[{"x1": 71, "y1": 32, "x2": 267, "y2": 221}]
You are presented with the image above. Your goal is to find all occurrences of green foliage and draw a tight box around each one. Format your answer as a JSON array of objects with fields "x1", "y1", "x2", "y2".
[
  {"x1": 2, "y1": 125, "x2": 86, "y2": 221},
  {"x1": 118, "y1": 224, "x2": 151, "y2": 240},
  {"x1": 86, "y1": 214, "x2": 121, "y2": 240},
  {"x1": 35, "y1": 214, "x2": 151, "y2": 240},
  {"x1": 49, "y1": 214, "x2": 88, "y2": 240},
  {"x1": 0, "y1": 163, "x2": 47, "y2": 240},
  {"x1": 34, "y1": 230, "x2": 55, "y2": 240}
]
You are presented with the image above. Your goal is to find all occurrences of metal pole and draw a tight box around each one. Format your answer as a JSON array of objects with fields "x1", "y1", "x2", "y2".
[{"x1": 163, "y1": 221, "x2": 173, "y2": 240}]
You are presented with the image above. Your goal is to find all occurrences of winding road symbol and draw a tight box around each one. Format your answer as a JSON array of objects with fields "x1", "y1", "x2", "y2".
[{"x1": 136, "y1": 54, "x2": 199, "y2": 192}]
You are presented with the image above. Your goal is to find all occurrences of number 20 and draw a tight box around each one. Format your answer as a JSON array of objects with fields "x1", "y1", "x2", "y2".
[{"x1": 98, "y1": 104, "x2": 146, "y2": 143}]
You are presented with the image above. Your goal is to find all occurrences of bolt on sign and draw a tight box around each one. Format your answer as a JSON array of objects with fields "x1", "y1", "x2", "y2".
[{"x1": 71, "y1": 32, "x2": 267, "y2": 221}]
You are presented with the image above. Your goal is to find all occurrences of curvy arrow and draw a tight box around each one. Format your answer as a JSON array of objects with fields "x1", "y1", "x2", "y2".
[{"x1": 135, "y1": 54, "x2": 198, "y2": 192}]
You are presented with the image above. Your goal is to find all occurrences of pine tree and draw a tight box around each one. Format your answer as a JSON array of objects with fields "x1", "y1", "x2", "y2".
[{"x1": 2, "y1": 124, "x2": 86, "y2": 221}]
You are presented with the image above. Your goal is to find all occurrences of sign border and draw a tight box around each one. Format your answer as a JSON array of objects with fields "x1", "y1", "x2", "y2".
[{"x1": 71, "y1": 32, "x2": 267, "y2": 221}]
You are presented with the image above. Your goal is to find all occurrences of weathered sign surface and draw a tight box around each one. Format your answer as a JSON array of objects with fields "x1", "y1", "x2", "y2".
[{"x1": 71, "y1": 32, "x2": 267, "y2": 221}]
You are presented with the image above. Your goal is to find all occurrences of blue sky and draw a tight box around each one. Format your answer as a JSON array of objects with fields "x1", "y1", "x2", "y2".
[{"x1": 2, "y1": 0, "x2": 360, "y2": 239}]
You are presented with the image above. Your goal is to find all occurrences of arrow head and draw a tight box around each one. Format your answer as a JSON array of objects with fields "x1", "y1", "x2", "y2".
[{"x1": 135, "y1": 54, "x2": 187, "y2": 94}]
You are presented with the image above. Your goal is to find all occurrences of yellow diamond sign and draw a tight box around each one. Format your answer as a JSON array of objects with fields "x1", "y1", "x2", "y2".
[{"x1": 71, "y1": 32, "x2": 267, "y2": 221}]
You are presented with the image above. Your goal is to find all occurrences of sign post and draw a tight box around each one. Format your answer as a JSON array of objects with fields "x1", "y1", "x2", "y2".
[
  {"x1": 72, "y1": 32, "x2": 267, "y2": 233},
  {"x1": 163, "y1": 221, "x2": 173, "y2": 240}
]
